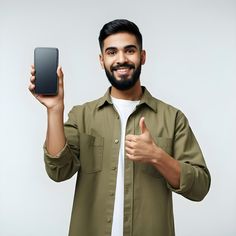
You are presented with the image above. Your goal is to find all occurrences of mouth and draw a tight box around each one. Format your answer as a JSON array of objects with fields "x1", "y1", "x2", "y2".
[{"x1": 111, "y1": 64, "x2": 135, "y2": 79}]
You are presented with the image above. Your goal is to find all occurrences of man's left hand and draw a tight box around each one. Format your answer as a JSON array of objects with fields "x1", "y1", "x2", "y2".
[{"x1": 125, "y1": 117, "x2": 161, "y2": 164}]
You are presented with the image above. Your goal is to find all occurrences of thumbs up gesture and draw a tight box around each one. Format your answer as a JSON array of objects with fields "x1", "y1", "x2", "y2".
[
  {"x1": 125, "y1": 117, "x2": 159, "y2": 163},
  {"x1": 126, "y1": 117, "x2": 181, "y2": 188}
]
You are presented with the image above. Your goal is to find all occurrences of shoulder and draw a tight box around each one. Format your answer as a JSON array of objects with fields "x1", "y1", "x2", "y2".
[
  {"x1": 150, "y1": 94, "x2": 184, "y2": 117},
  {"x1": 145, "y1": 89, "x2": 187, "y2": 124},
  {"x1": 74, "y1": 98, "x2": 101, "y2": 110},
  {"x1": 67, "y1": 95, "x2": 106, "y2": 117}
]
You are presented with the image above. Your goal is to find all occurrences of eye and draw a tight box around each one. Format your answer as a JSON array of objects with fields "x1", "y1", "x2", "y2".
[
  {"x1": 126, "y1": 48, "x2": 136, "y2": 55},
  {"x1": 106, "y1": 49, "x2": 117, "y2": 56}
]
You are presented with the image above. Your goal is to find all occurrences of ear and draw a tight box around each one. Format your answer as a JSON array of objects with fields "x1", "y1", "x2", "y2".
[
  {"x1": 140, "y1": 50, "x2": 146, "y2": 65},
  {"x1": 99, "y1": 54, "x2": 105, "y2": 69}
]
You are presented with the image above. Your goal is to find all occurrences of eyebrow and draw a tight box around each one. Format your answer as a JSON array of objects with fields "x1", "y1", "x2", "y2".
[
  {"x1": 124, "y1": 45, "x2": 138, "y2": 50},
  {"x1": 104, "y1": 44, "x2": 138, "y2": 53}
]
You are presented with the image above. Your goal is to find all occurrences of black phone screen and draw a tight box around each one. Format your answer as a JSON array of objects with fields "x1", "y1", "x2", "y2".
[{"x1": 34, "y1": 47, "x2": 59, "y2": 95}]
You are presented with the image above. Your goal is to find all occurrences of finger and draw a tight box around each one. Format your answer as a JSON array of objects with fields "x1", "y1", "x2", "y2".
[
  {"x1": 125, "y1": 141, "x2": 131, "y2": 149},
  {"x1": 126, "y1": 152, "x2": 138, "y2": 161},
  {"x1": 28, "y1": 83, "x2": 35, "y2": 94},
  {"x1": 57, "y1": 66, "x2": 63, "y2": 78},
  {"x1": 126, "y1": 152, "x2": 135, "y2": 160},
  {"x1": 30, "y1": 69, "x2": 35, "y2": 76},
  {"x1": 30, "y1": 65, "x2": 35, "y2": 75},
  {"x1": 125, "y1": 145, "x2": 132, "y2": 153},
  {"x1": 139, "y1": 117, "x2": 148, "y2": 134},
  {"x1": 30, "y1": 68, "x2": 35, "y2": 76},
  {"x1": 28, "y1": 83, "x2": 35, "y2": 91},
  {"x1": 57, "y1": 66, "x2": 64, "y2": 88},
  {"x1": 30, "y1": 76, "x2": 35, "y2": 83},
  {"x1": 57, "y1": 65, "x2": 63, "y2": 75},
  {"x1": 125, "y1": 134, "x2": 137, "y2": 142},
  {"x1": 126, "y1": 151, "x2": 145, "y2": 162},
  {"x1": 126, "y1": 144, "x2": 141, "y2": 156},
  {"x1": 125, "y1": 146, "x2": 133, "y2": 156},
  {"x1": 125, "y1": 139, "x2": 135, "y2": 149}
]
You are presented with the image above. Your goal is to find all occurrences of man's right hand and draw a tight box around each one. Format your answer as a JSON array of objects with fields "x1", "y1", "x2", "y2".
[
  {"x1": 29, "y1": 65, "x2": 66, "y2": 157},
  {"x1": 28, "y1": 65, "x2": 65, "y2": 112}
]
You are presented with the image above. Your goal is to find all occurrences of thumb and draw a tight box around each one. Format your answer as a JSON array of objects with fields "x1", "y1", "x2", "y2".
[
  {"x1": 139, "y1": 117, "x2": 148, "y2": 134},
  {"x1": 57, "y1": 66, "x2": 64, "y2": 85}
]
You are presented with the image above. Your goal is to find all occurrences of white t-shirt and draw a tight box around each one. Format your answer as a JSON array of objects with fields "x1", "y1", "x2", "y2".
[{"x1": 111, "y1": 96, "x2": 140, "y2": 236}]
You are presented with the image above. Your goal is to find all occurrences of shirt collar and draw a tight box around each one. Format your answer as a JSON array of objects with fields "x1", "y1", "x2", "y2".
[
  {"x1": 97, "y1": 86, "x2": 157, "y2": 113},
  {"x1": 138, "y1": 87, "x2": 157, "y2": 112},
  {"x1": 96, "y1": 87, "x2": 113, "y2": 108}
]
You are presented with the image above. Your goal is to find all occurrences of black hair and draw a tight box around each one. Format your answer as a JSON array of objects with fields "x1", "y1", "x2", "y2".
[{"x1": 98, "y1": 19, "x2": 143, "y2": 51}]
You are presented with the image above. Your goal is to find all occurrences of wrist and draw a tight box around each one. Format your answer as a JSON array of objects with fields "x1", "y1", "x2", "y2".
[
  {"x1": 47, "y1": 104, "x2": 64, "y2": 114},
  {"x1": 151, "y1": 144, "x2": 164, "y2": 166}
]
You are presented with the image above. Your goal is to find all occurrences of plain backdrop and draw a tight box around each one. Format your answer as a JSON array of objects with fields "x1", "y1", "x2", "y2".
[{"x1": 0, "y1": 0, "x2": 235, "y2": 235}]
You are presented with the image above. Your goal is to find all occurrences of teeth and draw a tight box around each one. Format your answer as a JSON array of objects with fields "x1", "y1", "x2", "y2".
[
  {"x1": 118, "y1": 68, "x2": 128, "y2": 71},
  {"x1": 114, "y1": 66, "x2": 130, "y2": 70},
  {"x1": 116, "y1": 68, "x2": 129, "y2": 75},
  {"x1": 112, "y1": 66, "x2": 133, "y2": 77}
]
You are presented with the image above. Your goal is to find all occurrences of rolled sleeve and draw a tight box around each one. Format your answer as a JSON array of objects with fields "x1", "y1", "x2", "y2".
[
  {"x1": 44, "y1": 142, "x2": 80, "y2": 182},
  {"x1": 169, "y1": 162, "x2": 195, "y2": 193},
  {"x1": 43, "y1": 142, "x2": 68, "y2": 159},
  {"x1": 169, "y1": 111, "x2": 211, "y2": 201},
  {"x1": 43, "y1": 106, "x2": 81, "y2": 182}
]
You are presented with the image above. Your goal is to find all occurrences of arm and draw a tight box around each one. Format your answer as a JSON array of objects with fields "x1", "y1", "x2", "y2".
[
  {"x1": 169, "y1": 111, "x2": 211, "y2": 201},
  {"x1": 29, "y1": 65, "x2": 66, "y2": 156},
  {"x1": 125, "y1": 115, "x2": 211, "y2": 201},
  {"x1": 46, "y1": 107, "x2": 66, "y2": 156},
  {"x1": 44, "y1": 107, "x2": 81, "y2": 182},
  {"x1": 29, "y1": 66, "x2": 80, "y2": 181}
]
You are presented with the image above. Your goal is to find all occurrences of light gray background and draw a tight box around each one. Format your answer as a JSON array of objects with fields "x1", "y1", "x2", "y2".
[{"x1": 0, "y1": 0, "x2": 235, "y2": 235}]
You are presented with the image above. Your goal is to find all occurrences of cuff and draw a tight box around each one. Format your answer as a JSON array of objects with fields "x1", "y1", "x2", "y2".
[
  {"x1": 167, "y1": 162, "x2": 195, "y2": 194},
  {"x1": 43, "y1": 142, "x2": 73, "y2": 166},
  {"x1": 43, "y1": 142, "x2": 68, "y2": 158}
]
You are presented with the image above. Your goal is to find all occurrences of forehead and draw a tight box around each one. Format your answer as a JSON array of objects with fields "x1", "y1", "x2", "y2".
[{"x1": 103, "y1": 32, "x2": 139, "y2": 51}]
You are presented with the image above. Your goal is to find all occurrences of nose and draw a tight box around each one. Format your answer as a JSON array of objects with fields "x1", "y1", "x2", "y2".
[{"x1": 116, "y1": 51, "x2": 127, "y2": 64}]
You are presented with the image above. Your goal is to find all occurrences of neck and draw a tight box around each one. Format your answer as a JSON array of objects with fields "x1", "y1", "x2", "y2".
[{"x1": 110, "y1": 81, "x2": 142, "y2": 100}]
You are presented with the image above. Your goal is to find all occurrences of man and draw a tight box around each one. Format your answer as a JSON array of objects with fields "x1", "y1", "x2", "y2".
[{"x1": 29, "y1": 19, "x2": 211, "y2": 236}]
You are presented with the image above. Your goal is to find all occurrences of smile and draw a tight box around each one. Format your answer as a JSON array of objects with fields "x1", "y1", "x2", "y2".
[
  {"x1": 116, "y1": 67, "x2": 131, "y2": 75},
  {"x1": 113, "y1": 67, "x2": 134, "y2": 78},
  {"x1": 111, "y1": 64, "x2": 135, "y2": 77}
]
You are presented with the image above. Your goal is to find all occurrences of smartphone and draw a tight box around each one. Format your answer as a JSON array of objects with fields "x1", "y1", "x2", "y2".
[{"x1": 34, "y1": 47, "x2": 59, "y2": 95}]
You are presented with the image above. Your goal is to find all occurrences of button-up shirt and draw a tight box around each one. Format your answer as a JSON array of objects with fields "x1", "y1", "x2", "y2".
[{"x1": 44, "y1": 87, "x2": 211, "y2": 236}]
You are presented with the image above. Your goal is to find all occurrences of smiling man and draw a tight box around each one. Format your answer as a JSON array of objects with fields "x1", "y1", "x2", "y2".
[
  {"x1": 100, "y1": 31, "x2": 144, "y2": 93},
  {"x1": 29, "y1": 19, "x2": 211, "y2": 236}
]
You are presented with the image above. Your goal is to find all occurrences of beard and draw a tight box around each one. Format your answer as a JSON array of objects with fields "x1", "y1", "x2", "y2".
[{"x1": 104, "y1": 61, "x2": 142, "y2": 91}]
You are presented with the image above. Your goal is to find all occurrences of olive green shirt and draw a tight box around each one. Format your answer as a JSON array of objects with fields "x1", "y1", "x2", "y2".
[{"x1": 44, "y1": 87, "x2": 210, "y2": 236}]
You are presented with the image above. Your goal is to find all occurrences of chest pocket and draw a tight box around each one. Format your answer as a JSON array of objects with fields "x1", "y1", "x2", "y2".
[
  {"x1": 142, "y1": 137, "x2": 173, "y2": 178},
  {"x1": 79, "y1": 133, "x2": 104, "y2": 173}
]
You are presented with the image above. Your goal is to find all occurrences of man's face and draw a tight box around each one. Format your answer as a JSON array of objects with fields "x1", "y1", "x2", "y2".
[{"x1": 100, "y1": 32, "x2": 146, "y2": 90}]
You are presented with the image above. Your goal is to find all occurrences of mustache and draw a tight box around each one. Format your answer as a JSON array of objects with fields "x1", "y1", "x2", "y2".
[{"x1": 111, "y1": 63, "x2": 135, "y2": 71}]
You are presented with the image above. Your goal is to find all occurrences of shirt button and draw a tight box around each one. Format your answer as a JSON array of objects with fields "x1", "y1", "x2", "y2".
[
  {"x1": 107, "y1": 217, "x2": 112, "y2": 223},
  {"x1": 114, "y1": 139, "x2": 119, "y2": 144},
  {"x1": 110, "y1": 192, "x2": 114, "y2": 196},
  {"x1": 112, "y1": 166, "x2": 117, "y2": 171}
]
